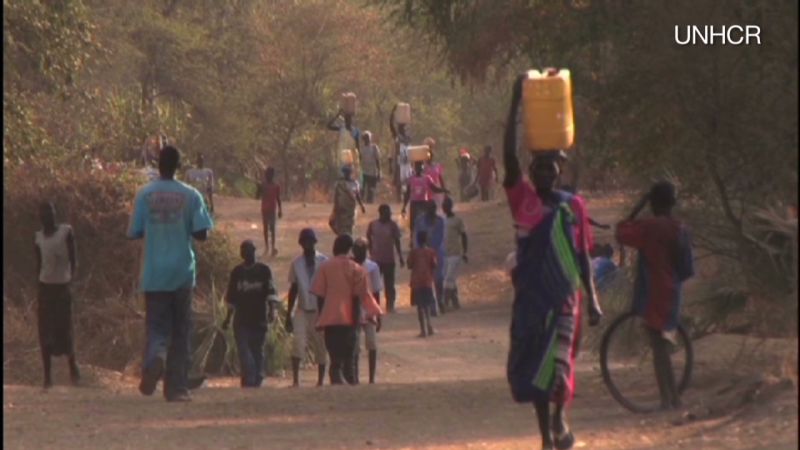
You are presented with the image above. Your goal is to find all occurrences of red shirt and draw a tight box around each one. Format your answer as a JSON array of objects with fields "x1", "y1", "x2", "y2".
[
  {"x1": 407, "y1": 247, "x2": 437, "y2": 289},
  {"x1": 477, "y1": 156, "x2": 497, "y2": 185},
  {"x1": 409, "y1": 174, "x2": 435, "y2": 202},
  {"x1": 424, "y1": 163, "x2": 444, "y2": 187},
  {"x1": 505, "y1": 180, "x2": 594, "y2": 253},
  {"x1": 260, "y1": 182, "x2": 281, "y2": 214},
  {"x1": 616, "y1": 217, "x2": 694, "y2": 330}
]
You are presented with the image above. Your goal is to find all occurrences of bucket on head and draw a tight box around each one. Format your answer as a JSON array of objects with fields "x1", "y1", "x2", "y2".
[
  {"x1": 408, "y1": 145, "x2": 431, "y2": 163},
  {"x1": 394, "y1": 102, "x2": 411, "y2": 125},
  {"x1": 340, "y1": 149, "x2": 354, "y2": 165},
  {"x1": 341, "y1": 92, "x2": 357, "y2": 115},
  {"x1": 522, "y1": 69, "x2": 574, "y2": 152}
]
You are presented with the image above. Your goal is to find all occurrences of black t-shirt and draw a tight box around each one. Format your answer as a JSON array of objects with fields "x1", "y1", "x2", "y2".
[{"x1": 225, "y1": 262, "x2": 277, "y2": 329}]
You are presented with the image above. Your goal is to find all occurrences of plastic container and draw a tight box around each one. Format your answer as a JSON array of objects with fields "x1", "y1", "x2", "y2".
[
  {"x1": 522, "y1": 69, "x2": 574, "y2": 151},
  {"x1": 395, "y1": 102, "x2": 411, "y2": 124},
  {"x1": 408, "y1": 145, "x2": 431, "y2": 163},
  {"x1": 340, "y1": 149, "x2": 354, "y2": 165},
  {"x1": 341, "y1": 92, "x2": 357, "y2": 115}
]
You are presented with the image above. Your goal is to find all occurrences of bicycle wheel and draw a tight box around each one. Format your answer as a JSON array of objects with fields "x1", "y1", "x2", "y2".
[{"x1": 600, "y1": 311, "x2": 693, "y2": 413}]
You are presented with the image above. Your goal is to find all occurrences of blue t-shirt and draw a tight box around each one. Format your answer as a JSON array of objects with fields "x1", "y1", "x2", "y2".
[
  {"x1": 413, "y1": 215, "x2": 445, "y2": 251},
  {"x1": 592, "y1": 257, "x2": 618, "y2": 292},
  {"x1": 128, "y1": 179, "x2": 214, "y2": 292}
]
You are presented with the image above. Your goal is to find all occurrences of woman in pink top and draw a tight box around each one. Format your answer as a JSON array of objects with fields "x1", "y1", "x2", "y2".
[
  {"x1": 423, "y1": 137, "x2": 447, "y2": 216},
  {"x1": 401, "y1": 161, "x2": 449, "y2": 248},
  {"x1": 502, "y1": 75, "x2": 602, "y2": 450}
]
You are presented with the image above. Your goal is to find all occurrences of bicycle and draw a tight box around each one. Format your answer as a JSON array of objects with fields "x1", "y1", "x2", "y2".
[{"x1": 599, "y1": 311, "x2": 693, "y2": 413}]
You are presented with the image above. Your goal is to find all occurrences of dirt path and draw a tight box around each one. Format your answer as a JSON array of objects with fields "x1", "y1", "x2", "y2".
[{"x1": 4, "y1": 195, "x2": 797, "y2": 449}]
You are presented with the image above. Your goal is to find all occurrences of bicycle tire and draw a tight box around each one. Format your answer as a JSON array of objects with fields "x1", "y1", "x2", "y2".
[{"x1": 600, "y1": 311, "x2": 693, "y2": 413}]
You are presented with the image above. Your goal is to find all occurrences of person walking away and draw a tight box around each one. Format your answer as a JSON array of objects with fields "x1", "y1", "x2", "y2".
[
  {"x1": 457, "y1": 148, "x2": 477, "y2": 202},
  {"x1": 401, "y1": 162, "x2": 448, "y2": 249},
  {"x1": 360, "y1": 132, "x2": 382, "y2": 204},
  {"x1": 477, "y1": 145, "x2": 499, "y2": 202},
  {"x1": 423, "y1": 137, "x2": 447, "y2": 215},
  {"x1": 414, "y1": 201, "x2": 447, "y2": 315},
  {"x1": 407, "y1": 230, "x2": 437, "y2": 337},
  {"x1": 256, "y1": 167, "x2": 283, "y2": 257},
  {"x1": 285, "y1": 228, "x2": 329, "y2": 387},
  {"x1": 389, "y1": 105, "x2": 413, "y2": 202},
  {"x1": 35, "y1": 201, "x2": 81, "y2": 388},
  {"x1": 220, "y1": 240, "x2": 279, "y2": 388},
  {"x1": 128, "y1": 145, "x2": 214, "y2": 403},
  {"x1": 330, "y1": 166, "x2": 366, "y2": 236},
  {"x1": 351, "y1": 238, "x2": 383, "y2": 384},
  {"x1": 442, "y1": 197, "x2": 468, "y2": 310},
  {"x1": 186, "y1": 153, "x2": 215, "y2": 214},
  {"x1": 616, "y1": 181, "x2": 694, "y2": 410},
  {"x1": 327, "y1": 108, "x2": 362, "y2": 181},
  {"x1": 366, "y1": 205, "x2": 405, "y2": 313},
  {"x1": 502, "y1": 76, "x2": 602, "y2": 450},
  {"x1": 311, "y1": 235, "x2": 382, "y2": 385}
]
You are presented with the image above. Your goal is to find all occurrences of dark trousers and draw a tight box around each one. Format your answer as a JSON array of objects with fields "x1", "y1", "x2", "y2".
[
  {"x1": 647, "y1": 327, "x2": 679, "y2": 406},
  {"x1": 37, "y1": 283, "x2": 75, "y2": 357},
  {"x1": 324, "y1": 325, "x2": 358, "y2": 385},
  {"x1": 144, "y1": 288, "x2": 193, "y2": 399},
  {"x1": 363, "y1": 175, "x2": 378, "y2": 204},
  {"x1": 408, "y1": 201, "x2": 425, "y2": 247},
  {"x1": 479, "y1": 184, "x2": 491, "y2": 202},
  {"x1": 377, "y1": 262, "x2": 397, "y2": 311},
  {"x1": 234, "y1": 324, "x2": 267, "y2": 387}
]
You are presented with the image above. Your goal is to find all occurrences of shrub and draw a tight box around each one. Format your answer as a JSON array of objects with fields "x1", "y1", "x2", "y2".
[{"x1": 2, "y1": 164, "x2": 292, "y2": 381}]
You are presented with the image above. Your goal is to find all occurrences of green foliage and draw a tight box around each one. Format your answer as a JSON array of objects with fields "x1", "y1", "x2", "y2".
[
  {"x1": 192, "y1": 280, "x2": 291, "y2": 377},
  {"x1": 379, "y1": 0, "x2": 799, "y2": 335},
  {"x1": 3, "y1": 0, "x2": 99, "y2": 93}
]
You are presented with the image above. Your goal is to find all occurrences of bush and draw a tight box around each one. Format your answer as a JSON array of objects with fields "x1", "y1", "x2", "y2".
[{"x1": 2, "y1": 164, "x2": 292, "y2": 381}]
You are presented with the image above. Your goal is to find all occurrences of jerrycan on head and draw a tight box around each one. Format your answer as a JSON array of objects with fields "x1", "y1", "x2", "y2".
[
  {"x1": 341, "y1": 92, "x2": 357, "y2": 116},
  {"x1": 522, "y1": 68, "x2": 574, "y2": 152},
  {"x1": 340, "y1": 149, "x2": 354, "y2": 165},
  {"x1": 394, "y1": 102, "x2": 411, "y2": 125},
  {"x1": 407, "y1": 145, "x2": 431, "y2": 163}
]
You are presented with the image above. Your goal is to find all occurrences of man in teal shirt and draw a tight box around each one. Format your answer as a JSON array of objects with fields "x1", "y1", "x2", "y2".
[{"x1": 128, "y1": 146, "x2": 213, "y2": 402}]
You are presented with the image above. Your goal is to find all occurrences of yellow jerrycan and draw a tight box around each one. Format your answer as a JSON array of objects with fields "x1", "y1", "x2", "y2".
[
  {"x1": 522, "y1": 68, "x2": 574, "y2": 151},
  {"x1": 408, "y1": 145, "x2": 431, "y2": 163},
  {"x1": 340, "y1": 149, "x2": 354, "y2": 165}
]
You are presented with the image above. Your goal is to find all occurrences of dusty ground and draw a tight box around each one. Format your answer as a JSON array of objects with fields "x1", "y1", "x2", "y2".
[{"x1": 4, "y1": 194, "x2": 798, "y2": 450}]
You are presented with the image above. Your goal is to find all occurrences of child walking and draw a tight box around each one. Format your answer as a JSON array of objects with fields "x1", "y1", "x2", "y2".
[
  {"x1": 442, "y1": 197, "x2": 468, "y2": 310},
  {"x1": 407, "y1": 230, "x2": 438, "y2": 337},
  {"x1": 222, "y1": 240, "x2": 280, "y2": 388},
  {"x1": 256, "y1": 167, "x2": 283, "y2": 257}
]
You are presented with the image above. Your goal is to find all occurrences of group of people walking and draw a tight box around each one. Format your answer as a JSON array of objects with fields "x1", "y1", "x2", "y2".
[{"x1": 31, "y1": 81, "x2": 694, "y2": 450}]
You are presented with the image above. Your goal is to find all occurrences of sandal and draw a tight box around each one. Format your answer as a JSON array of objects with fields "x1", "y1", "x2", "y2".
[{"x1": 554, "y1": 430, "x2": 574, "y2": 450}]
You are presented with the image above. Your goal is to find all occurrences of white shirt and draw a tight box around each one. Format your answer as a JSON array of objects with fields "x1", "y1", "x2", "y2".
[
  {"x1": 35, "y1": 224, "x2": 73, "y2": 284},
  {"x1": 186, "y1": 168, "x2": 214, "y2": 192},
  {"x1": 398, "y1": 143, "x2": 412, "y2": 184},
  {"x1": 360, "y1": 258, "x2": 383, "y2": 323},
  {"x1": 361, "y1": 144, "x2": 381, "y2": 176},
  {"x1": 288, "y1": 252, "x2": 328, "y2": 311},
  {"x1": 362, "y1": 258, "x2": 383, "y2": 294}
]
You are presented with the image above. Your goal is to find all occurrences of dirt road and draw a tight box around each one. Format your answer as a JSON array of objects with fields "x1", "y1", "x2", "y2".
[{"x1": 4, "y1": 195, "x2": 797, "y2": 449}]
